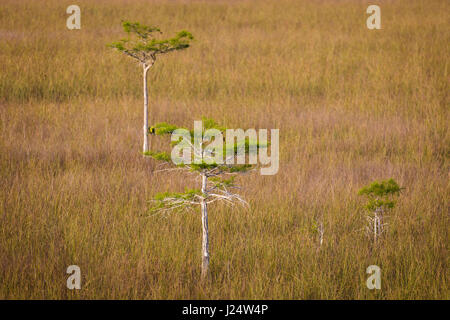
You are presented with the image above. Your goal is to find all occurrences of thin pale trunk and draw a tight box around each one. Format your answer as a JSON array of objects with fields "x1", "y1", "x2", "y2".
[
  {"x1": 201, "y1": 173, "x2": 210, "y2": 281},
  {"x1": 142, "y1": 64, "x2": 150, "y2": 154}
]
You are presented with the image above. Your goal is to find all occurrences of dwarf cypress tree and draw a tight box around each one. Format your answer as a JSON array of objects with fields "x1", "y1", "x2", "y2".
[
  {"x1": 359, "y1": 178, "x2": 402, "y2": 244},
  {"x1": 144, "y1": 118, "x2": 265, "y2": 280},
  {"x1": 108, "y1": 21, "x2": 193, "y2": 153}
]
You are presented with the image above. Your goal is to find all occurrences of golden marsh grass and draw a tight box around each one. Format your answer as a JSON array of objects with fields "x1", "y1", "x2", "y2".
[{"x1": 0, "y1": 0, "x2": 448, "y2": 299}]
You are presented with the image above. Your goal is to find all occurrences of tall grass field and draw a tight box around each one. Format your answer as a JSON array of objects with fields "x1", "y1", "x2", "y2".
[{"x1": 0, "y1": 0, "x2": 448, "y2": 299}]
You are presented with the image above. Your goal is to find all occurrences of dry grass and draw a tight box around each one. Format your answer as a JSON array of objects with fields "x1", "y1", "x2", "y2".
[{"x1": 0, "y1": 0, "x2": 448, "y2": 299}]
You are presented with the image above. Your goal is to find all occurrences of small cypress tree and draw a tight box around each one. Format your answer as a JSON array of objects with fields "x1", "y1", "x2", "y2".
[
  {"x1": 108, "y1": 21, "x2": 193, "y2": 153},
  {"x1": 358, "y1": 178, "x2": 402, "y2": 244},
  {"x1": 144, "y1": 119, "x2": 265, "y2": 280}
]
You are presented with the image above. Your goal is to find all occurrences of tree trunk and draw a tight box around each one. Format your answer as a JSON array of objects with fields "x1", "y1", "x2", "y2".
[
  {"x1": 142, "y1": 64, "x2": 150, "y2": 154},
  {"x1": 318, "y1": 221, "x2": 324, "y2": 247},
  {"x1": 200, "y1": 173, "x2": 210, "y2": 281}
]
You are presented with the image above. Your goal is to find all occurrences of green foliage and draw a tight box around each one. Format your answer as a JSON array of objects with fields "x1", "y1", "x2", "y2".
[
  {"x1": 202, "y1": 117, "x2": 226, "y2": 133},
  {"x1": 364, "y1": 199, "x2": 396, "y2": 211},
  {"x1": 108, "y1": 21, "x2": 193, "y2": 63},
  {"x1": 148, "y1": 118, "x2": 266, "y2": 173},
  {"x1": 224, "y1": 137, "x2": 265, "y2": 156},
  {"x1": 143, "y1": 150, "x2": 171, "y2": 162},
  {"x1": 153, "y1": 189, "x2": 201, "y2": 201},
  {"x1": 359, "y1": 179, "x2": 402, "y2": 211},
  {"x1": 310, "y1": 220, "x2": 322, "y2": 235},
  {"x1": 151, "y1": 118, "x2": 266, "y2": 152},
  {"x1": 190, "y1": 161, "x2": 220, "y2": 171},
  {"x1": 150, "y1": 188, "x2": 202, "y2": 213},
  {"x1": 151, "y1": 118, "x2": 224, "y2": 137},
  {"x1": 210, "y1": 176, "x2": 236, "y2": 187},
  {"x1": 122, "y1": 21, "x2": 161, "y2": 37},
  {"x1": 149, "y1": 122, "x2": 179, "y2": 135},
  {"x1": 358, "y1": 178, "x2": 401, "y2": 197}
]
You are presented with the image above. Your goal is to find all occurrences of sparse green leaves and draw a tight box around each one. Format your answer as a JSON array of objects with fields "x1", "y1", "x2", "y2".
[
  {"x1": 147, "y1": 118, "x2": 263, "y2": 174},
  {"x1": 202, "y1": 118, "x2": 226, "y2": 133},
  {"x1": 210, "y1": 176, "x2": 236, "y2": 187},
  {"x1": 149, "y1": 122, "x2": 179, "y2": 135},
  {"x1": 149, "y1": 188, "x2": 202, "y2": 214},
  {"x1": 143, "y1": 150, "x2": 171, "y2": 162},
  {"x1": 150, "y1": 118, "x2": 225, "y2": 137},
  {"x1": 153, "y1": 189, "x2": 201, "y2": 202},
  {"x1": 108, "y1": 21, "x2": 193, "y2": 64},
  {"x1": 108, "y1": 41, "x2": 126, "y2": 51},
  {"x1": 365, "y1": 198, "x2": 396, "y2": 211},
  {"x1": 147, "y1": 118, "x2": 253, "y2": 216},
  {"x1": 359, "y1": 179, "x2": 402, "y2": 211},
  {"x1": 122, "y1": 21, "x2": 161, "y2": 37},
  {"x1": 358, "y1": 178, "x2": 401, "y2": 197}
]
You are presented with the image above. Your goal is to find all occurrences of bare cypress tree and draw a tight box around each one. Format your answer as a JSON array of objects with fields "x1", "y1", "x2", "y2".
[
  {"x1": 108, "y1": 21, "x2": 193, "y2": 153},
  {"x1": 144, "y1": 119, "x2": 264, "y2": 281}
]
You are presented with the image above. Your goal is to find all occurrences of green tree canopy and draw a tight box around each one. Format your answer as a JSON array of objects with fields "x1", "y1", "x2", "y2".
[
  {"x1": 108, "y1": 21, "x2": 194, "y2": 64},
  {"x1": 358, "y1": 178, "x2": 402, "y2": 211}
]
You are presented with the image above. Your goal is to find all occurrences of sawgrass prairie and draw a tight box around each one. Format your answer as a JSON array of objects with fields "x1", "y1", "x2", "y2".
[{"x1": 0, "y1": 0, "x2": 448, "y2": 299}]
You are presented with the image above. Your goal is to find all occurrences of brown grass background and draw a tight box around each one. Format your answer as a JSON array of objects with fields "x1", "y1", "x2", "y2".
[{"x1": 0, "y1": 0, "x2": 448, "y2": 299}]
